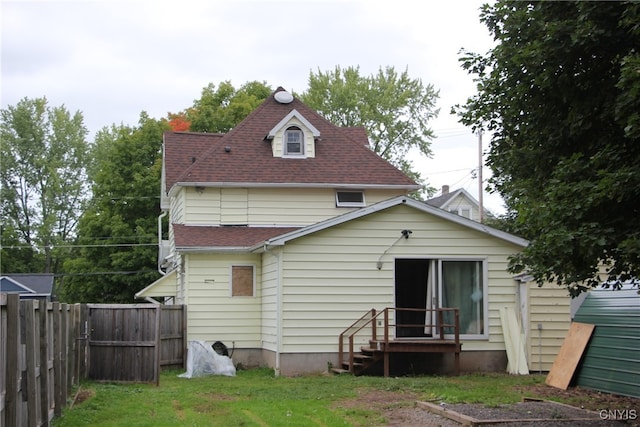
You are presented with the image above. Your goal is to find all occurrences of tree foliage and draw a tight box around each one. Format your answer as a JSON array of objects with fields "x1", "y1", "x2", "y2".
[
  {"x1": 1, "y1": 97, "x2": 89, "y2": 274},
  {"x1": 300, "y1": 66, "x2": 439, "y2": 194},
  {"x1": 455, "y1": 1, "x2": 640, "y2": 295},
  {"x1": 185, "y1": 80, "x2": 272, "y2": 133},
  {"x1": 60, "y1": 113, "x2": 167, "y2": 303}
]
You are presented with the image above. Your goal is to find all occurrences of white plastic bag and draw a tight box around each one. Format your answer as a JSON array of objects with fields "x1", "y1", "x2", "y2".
[{"x1": 179, "y1": 340, "x2": 236, "y2": 378}]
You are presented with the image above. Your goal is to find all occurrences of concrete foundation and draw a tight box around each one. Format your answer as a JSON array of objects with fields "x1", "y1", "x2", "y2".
[{"x1": 231, "y1": 349, "x2": 507, "y2": 377}]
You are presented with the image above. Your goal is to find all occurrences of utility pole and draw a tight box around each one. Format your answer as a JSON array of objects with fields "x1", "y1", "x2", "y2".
[{"x1": 478, "y1": 130, "x2": 484, "y2": 223}]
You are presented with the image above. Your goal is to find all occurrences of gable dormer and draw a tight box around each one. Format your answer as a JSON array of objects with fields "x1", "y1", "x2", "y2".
[{"x1": 267, "y1": 108, "x2": 320, "y2": 158}]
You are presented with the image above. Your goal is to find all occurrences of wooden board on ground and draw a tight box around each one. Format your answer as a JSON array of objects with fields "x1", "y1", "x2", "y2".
[{"x1": 545, "y1": 322, "x2": 595, "y2": 390}]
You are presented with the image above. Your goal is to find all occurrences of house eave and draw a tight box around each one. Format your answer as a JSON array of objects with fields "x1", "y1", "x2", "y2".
[
  {"x1": 176, "y1": 246, "x2": 254, "y2": 254},
  {"x1": 168, "y1": 182, "x2": 419, "y2": 197},
  {"x1": 264, "y1": 196, "x2": 529, "y2": 248}
]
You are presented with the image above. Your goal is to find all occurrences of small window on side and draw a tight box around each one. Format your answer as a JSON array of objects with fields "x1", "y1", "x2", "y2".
[
  {"x1": 336, "y1": 191, "x2": 365, "y2": 207},
  {"x1": 284, "y1": 127, "x2": 304, "y2": 156},
  {"x1": 231, "y1": 265, "x2": 254, "y2": 296}
]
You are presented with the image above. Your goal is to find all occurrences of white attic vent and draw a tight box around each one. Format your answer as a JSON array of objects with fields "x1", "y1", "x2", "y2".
[{"x1": 274, "y1": 91, "x2": 294, "y2": 104}]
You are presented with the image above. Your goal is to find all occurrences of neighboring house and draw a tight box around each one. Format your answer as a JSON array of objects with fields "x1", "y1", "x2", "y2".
[
  {"x1": 136, "y1": 88, "x2": 570, "y2": 376},
  {"x1": 0, "y1": 274, "x2": 54, "y2": 301},
  {"x1": 425, "y1": 186, "x2": 488, "y2": 222}
]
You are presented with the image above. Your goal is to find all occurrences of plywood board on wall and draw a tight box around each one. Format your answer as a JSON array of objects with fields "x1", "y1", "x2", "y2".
[{"x1": 545, "y1": 322, "x2": 595, "y2": 390}]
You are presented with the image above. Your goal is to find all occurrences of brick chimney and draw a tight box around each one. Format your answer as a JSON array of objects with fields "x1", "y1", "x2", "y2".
[{"x1": 441, "y1": 185, "x2": 450, "y2": 195}]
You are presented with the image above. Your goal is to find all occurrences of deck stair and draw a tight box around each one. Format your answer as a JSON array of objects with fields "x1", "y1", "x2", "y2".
[{"x1": 332, "y1": 307, "x2": 461, "y2": 377}]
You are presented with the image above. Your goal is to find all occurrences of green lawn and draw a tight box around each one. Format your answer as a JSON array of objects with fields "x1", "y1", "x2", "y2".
[{"x1": 53, "y1": 368, "x2": 547, "y2": 426}]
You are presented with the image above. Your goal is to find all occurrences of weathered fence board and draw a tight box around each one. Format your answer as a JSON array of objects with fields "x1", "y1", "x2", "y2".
[{"x1": 1, "y1": 295, "x2": 185, "y2": 426}]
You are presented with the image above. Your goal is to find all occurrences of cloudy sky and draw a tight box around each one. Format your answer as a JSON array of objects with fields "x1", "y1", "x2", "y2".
[{"x1": 1, "y1": 0, "x2": 503, "y2": 212}]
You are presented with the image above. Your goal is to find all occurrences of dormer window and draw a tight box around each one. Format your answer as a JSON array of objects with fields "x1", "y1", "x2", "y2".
[{"x1": 284, "y1": 127, "x2": 304, "y2": 156}]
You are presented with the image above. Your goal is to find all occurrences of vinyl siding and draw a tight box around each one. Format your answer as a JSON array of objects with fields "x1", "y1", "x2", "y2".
[
  {"x1": 260, "y1": 249, "x2": 280, "y2": 351},
  {"x1": 526, "y1": 282, "x2": 571, "y2": 372},
  {"x1": 184, "y1": 253, "x2": 262, "y2": 347},
  {"x1": 277, "y1": 204, "x2": 524, "y2": 354},
  {"x1": 182, "y1": 187, "x2": 404, "y2": 226},
  {"x1": 270, "y1": 117, "x2": 317, "y2": 158}
]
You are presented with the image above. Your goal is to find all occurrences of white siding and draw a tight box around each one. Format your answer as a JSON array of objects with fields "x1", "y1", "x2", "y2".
[
  {"x1": 183, "y1": 187, "x2": 405, "y2": 226},
  {"x1": 271, "y1": 117, "x2": 316, "y2": 158},
  {"x1": 184, "y1": 253, "x2": 263, "y2": 347},
  {"x1": 526, "y1": 282, "x2": 571, "y2": 372},
  {"x1": 221, "y1": 188, "x2": 248, "y2": 225},
  {"x1": 260, "y1": 249, "x2": 280, "y2": 351},
  {"x1": 184, "y1": 187, "x2": 221, "y2": 224},
  {"x1": 277, "y1": 204, "x2": 524, "y2": 353}
]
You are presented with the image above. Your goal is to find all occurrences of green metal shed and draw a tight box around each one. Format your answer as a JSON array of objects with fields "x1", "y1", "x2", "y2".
[{"x1": 573, "y1": 285, "x2": 640, "y2": 398}]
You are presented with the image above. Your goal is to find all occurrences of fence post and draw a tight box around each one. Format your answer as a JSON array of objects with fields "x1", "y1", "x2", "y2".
[
  {"x1": 22, "y1": 299, "x2": 40, "y2": 427},
  {"x1": 62, "y1": 305, "x2": 71, "y2": 399},
  {"x1": 39, "y1": 301, "x2": 51, "y2": 425},
  {"x1": 52, "y1": 303, "x2": 62, "y2": 418},
  {"x1": 5, "y1": 294, "x2": 20, "y2": 427}
]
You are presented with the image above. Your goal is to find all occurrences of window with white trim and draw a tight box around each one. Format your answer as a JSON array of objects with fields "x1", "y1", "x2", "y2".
[
  {"x1": 284, "y1": 127, "x2": 304, "y2": 156},
  {"x1": 336, "y1": 190, "x2": 365, "y2": 207},
  {"x1": 231, "y1": 265, "x2": 255, "y2": 296}
]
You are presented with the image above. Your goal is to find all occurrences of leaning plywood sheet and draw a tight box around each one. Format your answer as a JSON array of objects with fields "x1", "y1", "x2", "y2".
[
  {"x1": 545, "y1": 322, "x2": 595, "y2": 390},
  {"x1": 499, "y1": 307, "x2": 529, "y2": 375}
]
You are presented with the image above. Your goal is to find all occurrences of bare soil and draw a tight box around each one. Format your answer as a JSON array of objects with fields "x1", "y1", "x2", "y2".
[{"x1": 339, "y1": 383, "x2": 640, "y2": 426}]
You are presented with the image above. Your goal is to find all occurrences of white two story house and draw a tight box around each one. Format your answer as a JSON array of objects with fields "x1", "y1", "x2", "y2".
[{"x1": 137, "y1": 88, "x2": 570, "y2": 376}]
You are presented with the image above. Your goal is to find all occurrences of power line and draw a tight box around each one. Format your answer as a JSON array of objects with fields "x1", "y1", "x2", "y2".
[{"x1": 1, "y1": 243, "x2": 158, "y2": 250}]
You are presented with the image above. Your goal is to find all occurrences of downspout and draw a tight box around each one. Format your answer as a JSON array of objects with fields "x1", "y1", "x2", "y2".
[
  {"x1": 275, "y1": 246, "x2": 283, "y2": 376},
  {"x1": 157, "y1": 211, "x2": 167, "y2": 275}
]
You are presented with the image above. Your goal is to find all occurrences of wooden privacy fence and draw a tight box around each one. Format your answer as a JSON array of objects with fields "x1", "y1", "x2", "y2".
[
  {"x1": 1, "y1": 294, "x2": 186, "y2": 427},
  {"x1": 87, "y1": 304, "x2": 186, "y2": 383}
]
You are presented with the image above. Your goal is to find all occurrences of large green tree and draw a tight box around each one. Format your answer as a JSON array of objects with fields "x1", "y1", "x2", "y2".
[
  {"x1": 456, "y1": 1, "x2": 640, "y2": 295},
  {"x1": 300, "y1": 66, "x2": 439, "y2": 194},
  {"x1": 186, "y1": 80, "x2": 272, "y2": 133},
  {"x1": 60, "y1": 113, "x2": 167, "y2": 303},
  {"x1": 1, "y1": 97, "x2": 90, "y2": 274}
]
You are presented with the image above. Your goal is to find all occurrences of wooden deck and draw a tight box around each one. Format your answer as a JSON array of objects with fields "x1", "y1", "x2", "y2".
[{"x1": 337, "y1": 308, "x2": 461, "y2": 377}]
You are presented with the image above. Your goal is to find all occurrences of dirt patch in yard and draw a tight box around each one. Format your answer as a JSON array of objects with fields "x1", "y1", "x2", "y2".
[{"x1": 338, "y1": 383, "x2": 639, "y2": 426}]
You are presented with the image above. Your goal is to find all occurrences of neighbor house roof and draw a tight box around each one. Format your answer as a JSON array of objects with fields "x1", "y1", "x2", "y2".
[
  {"x1": 0, "y1": 274, "x2": 54, "y2": 298},
  {"x1": 425, "y1": 187, "x2": 479, "y2": 210},
  {"x1": 163, "y1": 88, "x2": 419, "y2": 193}
]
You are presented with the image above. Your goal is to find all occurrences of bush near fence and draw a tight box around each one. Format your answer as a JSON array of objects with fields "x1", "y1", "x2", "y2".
[{"x1": 0, "y1": 294, "x2": 186, "y2": 427}]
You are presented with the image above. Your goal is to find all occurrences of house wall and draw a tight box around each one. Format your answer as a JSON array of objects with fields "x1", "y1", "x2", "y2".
[
  {"x1": 180, "y1": 187, "x2": 403, "y2": 226},
  {"x1": 526, "y1": 282, "x2": 571, "y2": 373},
  {"x1": 273, "y1": 204, "x2": 525, "y2": 373},
  {"x1": 183, "y1": 253, "x2": 263, "y2": 349}
]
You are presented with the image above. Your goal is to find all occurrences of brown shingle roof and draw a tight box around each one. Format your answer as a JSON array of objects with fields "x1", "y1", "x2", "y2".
[
  {"x1": 173, "y1": 224, "x2": 300, "y2": 249},
  {"x1": 164, "y1": 88, "x2": 418, "y2": 191}
]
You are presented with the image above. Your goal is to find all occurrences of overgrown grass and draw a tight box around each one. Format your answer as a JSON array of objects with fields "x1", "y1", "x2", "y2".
[{"x1": 53, "y1": 368, "x2": 546, "y2": 426}]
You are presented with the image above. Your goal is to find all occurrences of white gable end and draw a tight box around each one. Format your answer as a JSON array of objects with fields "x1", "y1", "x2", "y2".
[{"x1": 267, "y1": 109, "x2": 320, "y2": 158}]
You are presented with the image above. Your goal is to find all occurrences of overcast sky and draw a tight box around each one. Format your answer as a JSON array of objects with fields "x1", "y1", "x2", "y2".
[{"x1": 1, "y1": 0, "x2": 503, "y2": 213}]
